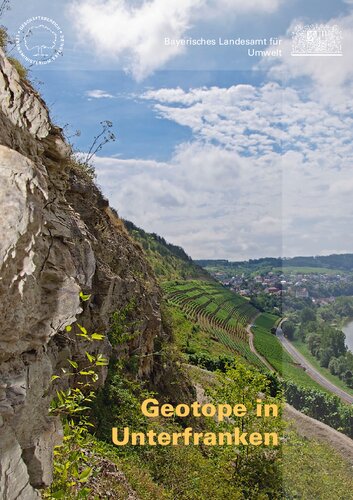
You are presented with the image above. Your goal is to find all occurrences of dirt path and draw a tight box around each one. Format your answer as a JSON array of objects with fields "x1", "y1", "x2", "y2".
[
  {"x1": 246, "y1": 319, "x2": 274, "y2": 372},
  {"x1": 188, "y1": 362, "x2": 353, "y2": 466},
  {"x1": 284, "y1": 404, "x2": 353, "y2": 466}
]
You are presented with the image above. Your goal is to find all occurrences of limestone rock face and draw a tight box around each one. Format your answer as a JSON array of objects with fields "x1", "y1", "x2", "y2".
[{"x1": 0, "y1": 48, "x2": 164, "y2": 498}]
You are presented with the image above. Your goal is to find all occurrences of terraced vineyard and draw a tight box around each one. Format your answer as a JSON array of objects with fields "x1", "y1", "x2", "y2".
[{"x1": 163, "y1": 280, "x2": 264, "y2": 368}]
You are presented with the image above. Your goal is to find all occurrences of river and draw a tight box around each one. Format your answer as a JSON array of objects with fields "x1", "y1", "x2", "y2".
[{"x1": 342, "y1": 320, "x2": 353, "y2": 353}]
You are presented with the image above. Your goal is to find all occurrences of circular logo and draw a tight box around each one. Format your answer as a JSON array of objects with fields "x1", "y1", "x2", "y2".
[{"x1": 16, "y1": 16, "x2": 64, "y2": 65}]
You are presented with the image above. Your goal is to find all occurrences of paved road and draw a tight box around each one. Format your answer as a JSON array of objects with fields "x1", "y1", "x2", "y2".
[
  {"x1": 276, "y1": 324, "x2": 353, "y2": 405},
  {"x1": 246, "y1": 321, "x2": 353, "y2": 460}
]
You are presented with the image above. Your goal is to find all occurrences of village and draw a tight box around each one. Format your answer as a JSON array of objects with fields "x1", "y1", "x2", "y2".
[{"x1": 211, "y1": 268, "x2": 353, "y2": 304}]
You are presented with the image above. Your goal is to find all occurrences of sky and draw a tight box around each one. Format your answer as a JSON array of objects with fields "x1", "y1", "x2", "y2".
[{"x1": 3, "y1": 0, "x2": 353, "y2": 260}]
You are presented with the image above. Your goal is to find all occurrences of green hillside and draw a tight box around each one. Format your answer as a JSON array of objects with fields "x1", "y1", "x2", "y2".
[
  {"x1": 163, "y1": 280, "x2": 263, "y2": 368},
  {"x1": 197, "y1": 254, "x2": 353, "y2": 274},
  {"x1": 252, "y1": 313, "x2": 325, "y2": 390},
  {"x1": 124, "y1": 220, "x2": 210, "y2": 281}
]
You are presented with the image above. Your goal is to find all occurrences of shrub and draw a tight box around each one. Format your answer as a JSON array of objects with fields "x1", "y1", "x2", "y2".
[
  {"x1": 284, "y1": 380, "x2": 353, "y2": 437},
  {"x1": 68, "y1": 156, "x2": 97, "y2": 181},
  {"x1": 91, "y1": 362, "x2": 153, "y2": 448}
]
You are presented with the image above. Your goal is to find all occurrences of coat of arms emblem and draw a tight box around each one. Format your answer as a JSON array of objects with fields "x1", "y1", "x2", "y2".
[{"x1": 291, "y1": 24, "x2": 342, "y2": 56}]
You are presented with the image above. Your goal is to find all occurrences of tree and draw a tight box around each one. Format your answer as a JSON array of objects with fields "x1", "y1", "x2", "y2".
[
  {"x1": 343, "y1": 370, "x2": 353, "y2": 387},
  {"x1": 319, "y1": 347, "x2": 334, "y2": 368},
  {"x1": 282, "y1": 320, "x2": 295, "y2": 340},
  {"x1": 330, "y1": 328, "x2": 347, "y2": 358},
  {"x1": 307, "y1": 333, "x2": 321, "y2": 356},
  {"x1": 25, "y1": 24, "x2": 56, "y2": 57},
  {"x1": 328, "y1": 357, "x2": 340, "y2": 375},
  {"x1": 301, "y1": 307, "x2": 316, "y2": 324},
  {"x1": 210, "y1": 362, "x2": 284, "y2": 497}
]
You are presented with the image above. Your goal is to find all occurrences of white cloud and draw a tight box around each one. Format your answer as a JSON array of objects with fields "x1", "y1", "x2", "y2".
[
  {"x1": 141, "y1": 83, "x2": 353, "y2": 161},
  {"x1": 85, "y1": 89, "x2": 115, "y2": 99},
  {"x1": 206, "y1": 0, "x2": 281, "y2": 14},
  {"x1": 70, "y1": 0, "x2": 202, "y2": 80},
  {"x1": 94, "y1": 143, "x2": 282, "y2": 259},
  {"x1": 73, "y1": 2, "x2": 353, "y2": 258},
  {"x1": 90, "y1": 80, "x2": 353, "y2": 259},
  {"x1": 70, "y1": 0, "x2": 282, "y2": 80}
]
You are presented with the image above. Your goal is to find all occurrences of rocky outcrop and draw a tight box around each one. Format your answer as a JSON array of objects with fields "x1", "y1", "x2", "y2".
[{"x1": 0, "y1": 48, "x2": 164, "y2": 498}]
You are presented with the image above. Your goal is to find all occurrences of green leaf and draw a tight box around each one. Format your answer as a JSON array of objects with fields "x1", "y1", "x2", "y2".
[
  {"x1": 77, "y1": 333, "x2": 89, "y2": 339},
  {"x1": 85, "y1": 352, "x2": 94, "y2": 363},
  {"x1": 79, "y1": 291, "x2": 91, "y2": 302},
  {"x1": 77, "y1": 487, "x2": 92, "y2": 499},
  {"x1": 51, "y1": 375, "x2": 60, "y2": 381},
  {"x1": 68, "y1": 360, "x2": 78, "y2": 369},
  {"x1": 78, "y1": 467, "x2": 93, "y2": 482},
  {"x1": 77, "y1": 324, "x2": 88, "y2": 335},
  {"x1": 96, "y1": 360, "x2": 109, "y2": 366},
  {"x1": 91, "y1": 333, "x2": 104, "y2": 340},
  {"x1": 50, "y1": 490, "x2": 66, "y2": 499}
]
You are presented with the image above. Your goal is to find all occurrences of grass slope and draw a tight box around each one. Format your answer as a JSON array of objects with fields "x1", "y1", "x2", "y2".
[
  {"x1": 124, "y1": 220, "x2": 210, "y2": 282},
  {"x1": 168, "y1": 305, "x2": 234, "y2": 358},
  {"x1": 187, "y1": 365, "x2": 353, "y2": 500},
  {"x1": 283, "y1": 433, "x2": 353, "y2": 498}
]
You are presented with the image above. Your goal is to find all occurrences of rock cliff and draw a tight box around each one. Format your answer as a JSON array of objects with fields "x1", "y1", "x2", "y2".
[{"x1": 0, "y1": 49, "x2": 165, "y2": 499}]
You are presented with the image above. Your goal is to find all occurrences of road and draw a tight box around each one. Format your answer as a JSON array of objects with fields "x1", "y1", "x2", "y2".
[
  {"x1": 247, "y1": 318, "x2": 353, "y2": 404},
  {"x1": 246, "y1": 320, "x2": 353, "y2": 460},
  {"x1": 276, "y1": 324, "x2": 353, "y2": 405}
]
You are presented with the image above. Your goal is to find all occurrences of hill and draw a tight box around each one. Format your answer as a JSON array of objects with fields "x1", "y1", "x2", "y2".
[
  {"x1": 163, "y1": 279, "x2": 262, "y2": 368},
  {"x1": 124, "y1": 219, "x2": 210, "y2": 281},
  {"x1": 195, "y1": 253, "x2": 353, "y2": 271},
  {"x1": 2, "y1": 47, "x2": 353, "y2": 500},
  {"x1": 197, "y1": 254, "x2": 353, "y2": 274}
]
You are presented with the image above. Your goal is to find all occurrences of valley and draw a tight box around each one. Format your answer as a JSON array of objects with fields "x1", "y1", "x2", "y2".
[{"x1": 1, "y1": 40, "x2": 353, "y2": 498}]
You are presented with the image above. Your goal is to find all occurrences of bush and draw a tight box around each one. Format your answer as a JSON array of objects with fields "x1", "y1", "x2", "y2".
[
  {"x1": 108, "y1": 300, "x2": 139, "y2": 346},
  {"x1": 284, "y1": 380, "x2": 353, "y2": 437},
  {"x1": 91, "y1": 362, "x2": 152, "y2": 447},
  {"x1": 188, "y1": 352, "x2": 235, "y2": 372},
  {"x1": 68, "y1": 156, "x2": 97, "y2": 181}
]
